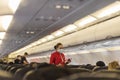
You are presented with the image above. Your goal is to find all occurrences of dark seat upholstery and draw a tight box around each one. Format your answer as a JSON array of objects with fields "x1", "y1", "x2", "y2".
[
  {"x1": 23, "y1": 66, "x2": 91, "y2": 80},
  {"x1": 9, "y1": 65, "x2": 25, "y2": 74},
  {"x1": 23, "y1": 67, "x2": 70, "y2": 80},
  {"x1": 99, "y1": 70, "x2": 120, "y2": 74},
  {"x1": 0, "y1": 65, "x2": 8, "y2": 70},
  {"x1": 65, "y1": 65, "x2": 80, "y2": 68},
  {"x1": 36, "y1": 62, "x2": 55, "y2": 69},
  {"x1": 93, "y1": 66, "x2": 108, "y2": 72},
  {"x1": 5, "y1": 64, "x2": 21, "y2": 71},
  {"x1": 5, "y1": 66, "x2": 13, "y2": 71},
  {"x1": 58, "y1": 70, "x2": 120, "y2": 80},
  {"x1": 80, "y1": 64, "x2": 95, "y2": 70},
  {"x1": 68, "y1": 68, "x2": 91, "y2": 74},
  {"x1": 14, "y1": 67, "x2": 34, "y2": 80},
  {"x1": 1, "y1": 63, "x2": 120, "y2": 80}
]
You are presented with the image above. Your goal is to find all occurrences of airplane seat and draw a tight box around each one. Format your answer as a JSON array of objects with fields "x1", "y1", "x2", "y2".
[
  {"x1": 14, "y1": 64, "x2": 30, "y2": 74},
  {"x1": 14, "y1": 62, "x2": 53, "y2": 77},
  {"x1": 23, "y1": 65, "x2": 92, "y2": 80},
  {"x1": 0, "y1": 64, "x2": 3, "y2": 69},
  {"x1": 8, "y1": 67, "x2": 16, "y2": 72},
  {"x1": 36, "y1": 62, "x2": 55, "y2": 69},
  {"x1": 80, "y1": 64, "x2": 95, "y2": 70},
  {"x1": 1, "y1": 65, "x2": 9, "y2": 70},
  {"x1": 23, "y1": 66, "x2": 76, "y2": 80},
  {"x1": 57, "y1": 71, "x2": 120, "y2": 80},
  {"x1": 67, "y1": 68, "x2": 91, "y2": 74},
  {"x1": 2, "y1": 65, "x2": 10, "y2": 70},
  {"x1": 93, "y1": 66, "x2": 108, "y2": 72},
  {"x1": 14, "y1": 67, "x2": 34, "y2": 80},
  {"x1": 98, "y1": 70, "x2": 120, "y2": 74},
  {"x1": 65, "y1": 65, "x2": 80, "y2": 68},
  {"x1": 10, "y1": 65, "x2": 25, "y2": 74},
  {"x1": 6, "y1": 66, "x2": 13, "y2": 71},
  {"x1": 7, "y1": 64, "x2": 21, "y2": 72},
  {"x1": 14, "y1": 68, "x2": 24, "y2": 75}
]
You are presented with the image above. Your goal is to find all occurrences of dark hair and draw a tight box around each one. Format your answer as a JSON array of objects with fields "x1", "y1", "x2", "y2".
[
  {"x1": 96, "y1": 61, "x2": 105, "y2": 67},
  {"x1": 54, "y1": 43, "x2": 62, "y2": 50},
  {"x1": 86, "y1": 64, "x2": 91, "y2": 66},
  {"x1": 24, "y1": 52, "x2": 28, "y2": 55},
  {"x1": 8, "y1": 62, "x2": 14, "y2": 65},
  {"x1": 17, "y1": 55, "x2": 21, "y2": 58},
  {"x1": 54, "y1": 45, "x2": 57, "y2": 49}
]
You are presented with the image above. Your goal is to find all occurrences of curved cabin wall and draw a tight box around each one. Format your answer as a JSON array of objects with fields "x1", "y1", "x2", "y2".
[
  {"x1": 25, "y1": 16, "x2": 120, "y2": 54},
  {"x1": 9, "y1": 16, "x2": 120, "y2": 58}
]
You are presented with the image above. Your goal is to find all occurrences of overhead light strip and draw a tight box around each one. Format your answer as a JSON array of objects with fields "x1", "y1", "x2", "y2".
[
  {"x1": 92, "y1": 1, "x2": 120, "y2": 18},
  {"x1": 74, "y1": 15, "x2": 97, "y2": 27}
]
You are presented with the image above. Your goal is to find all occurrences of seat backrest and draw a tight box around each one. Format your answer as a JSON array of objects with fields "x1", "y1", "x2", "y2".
[
  {"x1": 23, "y1": 66, "x2": 91, "y2": 80},
  {"x1": 58, "y1": 71, "x2": 120, "y2": 80},
  {"x1": 37, "y1": 62, "x2": 54, "y2": 69},
  {"x1": 14, "y1": 67, "x2": 34, "y2": 80},
  {"x1": 93, "y1": 66, "x2": 108, "y2": 72},
  {"x1": 23, "y1": 66, "x2": 79, "y2": 80},
  {"x1": 5, "y1": 66, "x2": 12, "y2": 71},
  {"x1": 80, "y1": 65, "x2": 95, "y2": 70},
  {"x1": 68, "y1": 68, "x2": 91, "y2": 74},
  {"x1": 65, "y1": 65, "x2": 80, "y2": 68},
  {"x1": 10, "y1": 66, "x2": 25, "y2": 74},
  {"x1": 0, "y1": 65, "x2": 8, "y2": 70}
]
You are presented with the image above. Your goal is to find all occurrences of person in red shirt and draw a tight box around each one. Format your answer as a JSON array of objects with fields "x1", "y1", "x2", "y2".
[{"x1": 50, "y1": 43, "x2": 71, "y2": 67}]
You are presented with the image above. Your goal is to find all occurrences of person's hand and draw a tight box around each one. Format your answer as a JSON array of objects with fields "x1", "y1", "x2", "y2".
[
  {"x1": 68, "y1": 58, "x2": 71, "y2": 62},
  {"x1": 56, "y1": 64, "x2": 63, "y2": 67},
  {"x1": 66, "y1": 58, "x2": 71, "y2": 64}
]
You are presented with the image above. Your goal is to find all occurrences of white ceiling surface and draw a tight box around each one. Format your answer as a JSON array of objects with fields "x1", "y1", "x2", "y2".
[{"x1": 0, "y1": 0, "x2": 117, "y2": 57}]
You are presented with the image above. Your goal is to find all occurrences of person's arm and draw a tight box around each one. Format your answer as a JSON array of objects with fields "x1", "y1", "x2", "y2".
[
  {"x1": 23, "y1": 57, "x2": 29, "y2": 64},
  {"x1": 65, "y1": 58, "x2": 71, "y2": 64},
  {"x1": 63, "y1": 54, "x2": 71, "y2": 64},
  {"x1": 50, "y1": 54, "x2": 55, "y2": 64},
  {"x1": 57, "y1": 54, "x2": 66, "y2": 67},
  {"x1": 23, "y1": 60, "x2": 28, "y2": 64}
]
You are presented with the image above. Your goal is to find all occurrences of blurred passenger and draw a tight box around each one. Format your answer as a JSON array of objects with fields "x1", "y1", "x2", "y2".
[
  {"x1": 108, "y1": 61, "x2": 119, "y2": 70},
  {"x1": 93, "y1": 61, "x2": 106, "y2": 71},
  {"x1": 14, "y1": 55, "x2": 22, "y2": 64},
  {"x1": 50, "y1": 43, "x2": 71, "y2": 67},
  {"x1": 29, "y1": 62, "x2": 38, "y2": 68},
  {"x1": 96, "y1": 61, "x2": 106, "y2": 67},
  {"x1": 8, "y1": 62, "x2": 14, "y2": 65},
  {"x1": 21, "y1": 52, "x2": 29, "y2": 64},
  {"x1": 84, "y1": 64, "x2": 95, "y2": 70}
]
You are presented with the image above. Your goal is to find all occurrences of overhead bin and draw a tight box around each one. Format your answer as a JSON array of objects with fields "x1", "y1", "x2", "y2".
[{"x1": 18, "y1": 16, "x2": 120, "y2": 55}]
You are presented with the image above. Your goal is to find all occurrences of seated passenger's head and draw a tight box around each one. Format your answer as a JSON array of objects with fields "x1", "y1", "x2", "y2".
[
  {"x1": 96, "y1": 61, "x2": 105, "y2": 67},
  {"x1": 108, "y1": 61, "x2": 119, "y2": 70},
  {"x1": 17, "y1": 55, "x2": 21, "y2": 60},
  {"x1": 8, "y1": 62, "x2": 14, "y2": 65},
  {"x1": 24, "y1": 52, "x2": 28, "y2": 56},
  {"x1": 86, "y1": 64, "x2": 91, "y2": 66}
]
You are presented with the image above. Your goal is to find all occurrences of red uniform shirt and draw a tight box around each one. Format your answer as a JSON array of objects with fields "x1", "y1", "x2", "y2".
[{"x1": 50, "y1": 51, "x2": 65, "y2": 66}]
